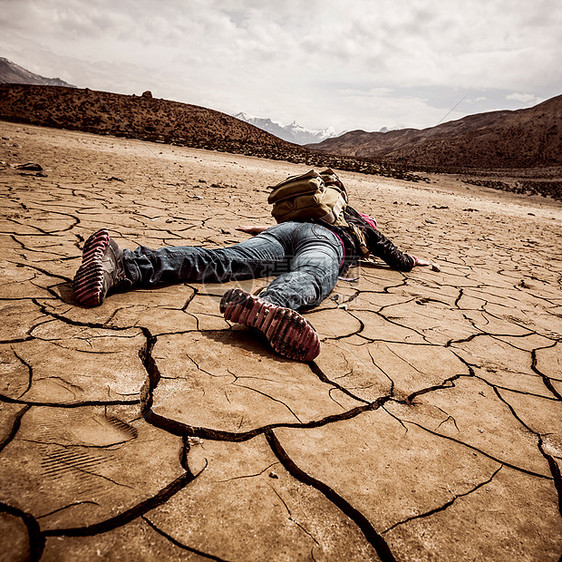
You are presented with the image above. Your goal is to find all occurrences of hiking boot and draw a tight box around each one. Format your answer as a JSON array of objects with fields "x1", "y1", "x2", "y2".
[
  {"x1": 73, "y1": 229, "x2": 126, "y2": 306},
  {"x1": 220, "y1": 288, "x2": 321, "y2": 362}
]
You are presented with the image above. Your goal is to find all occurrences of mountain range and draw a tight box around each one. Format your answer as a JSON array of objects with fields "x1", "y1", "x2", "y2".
[
  {"x1": 308, "y1": 96, "x2": 562, "y2": 169},
  {"x1": 0, "y1": 57, "x2": 75, "y2": 88},
  {"x1": 0, "y1": 57, "x2": 335, "y2": 146},
  {"x1": 1, "y1": 57, "x2": 560, "y2": 175},
  {"x1": 0, "y1": 83, "x2": 414, "y2": 180},
  {"x1": 233, "y1": 112, "x2": 338, "y2": 146}
]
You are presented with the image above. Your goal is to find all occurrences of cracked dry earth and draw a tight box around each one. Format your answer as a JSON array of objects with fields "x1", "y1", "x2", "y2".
[{"x1": 0, "y1": 121, "x2": 561, "y2": 561}]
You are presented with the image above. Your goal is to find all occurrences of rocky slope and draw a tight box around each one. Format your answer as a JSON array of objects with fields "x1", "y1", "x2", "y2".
[
  {"x1": 0, "y1": 57, "x2": 75, "y2": 87},
  {"x1": 309, "y1": 95, "x2": 562, "y2": 169}
]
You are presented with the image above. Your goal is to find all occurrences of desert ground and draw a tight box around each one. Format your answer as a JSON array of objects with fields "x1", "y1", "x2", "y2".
[{"x1": 0, "y1": 121, "x2": 561, "y2": 561}]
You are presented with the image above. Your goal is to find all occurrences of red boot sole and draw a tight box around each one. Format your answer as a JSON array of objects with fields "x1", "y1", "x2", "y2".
[
  {"x1": 220, "y1": 288, "x2": 320, "y2": 362},
  {"x1": 72, "y1": 229, "x2": 110, "y2": 306}
]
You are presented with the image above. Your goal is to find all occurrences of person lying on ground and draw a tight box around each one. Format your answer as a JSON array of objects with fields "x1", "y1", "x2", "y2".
[{"x1": 72, "y1": 188, "x2": 430, "y2": 363}]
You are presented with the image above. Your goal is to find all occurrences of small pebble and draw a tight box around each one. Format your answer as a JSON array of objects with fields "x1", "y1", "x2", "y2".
[{"x1": 15, "y1": 162, "x2": 42, "y2": 171}]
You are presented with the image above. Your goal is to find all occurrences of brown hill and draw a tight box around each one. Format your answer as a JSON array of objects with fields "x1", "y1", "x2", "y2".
[
  {"x1": 0, "y1": 84, "x2": 423, "y2": 180},
  {"x1": 0, "y1": 84, "x2": 301, "y2": 156},
  {"x1": 0, "y1": 57, "x2": 75, "y2": 87},
  {"x1": 308, "y1": 95, "x2": 562, "y2": 169}
]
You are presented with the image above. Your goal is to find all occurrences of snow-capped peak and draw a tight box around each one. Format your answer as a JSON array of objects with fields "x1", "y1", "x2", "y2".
[{"x1": 233, "y1": 112, "x2": 339, "y2": 145}]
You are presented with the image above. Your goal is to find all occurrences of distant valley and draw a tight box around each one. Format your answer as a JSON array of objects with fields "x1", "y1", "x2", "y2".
[
  {"x1": 0, "y1": 83, "x2": 419, "y2": 181},
  {"x1": 1, "y1": 57, "x2": 560, "y2": 199},
  {"x1": 2, "y1": 56, "x2": 559, "y2": 171}
]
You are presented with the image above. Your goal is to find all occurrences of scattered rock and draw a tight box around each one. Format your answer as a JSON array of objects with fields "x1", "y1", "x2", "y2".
[
  {"x1": 15, "y1": 162, "x2": 42, "y2": 171},
  {"x1": 18, "y1": 171, "x2": 46, "y2": 177},
  {"x1": 141, "y1": 90, "x2": 153, "y2": 99}
]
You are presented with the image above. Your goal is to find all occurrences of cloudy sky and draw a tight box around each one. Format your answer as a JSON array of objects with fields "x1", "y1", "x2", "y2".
[{"x1": 1, "y1": 0, "x2": 561, "y2": 133}]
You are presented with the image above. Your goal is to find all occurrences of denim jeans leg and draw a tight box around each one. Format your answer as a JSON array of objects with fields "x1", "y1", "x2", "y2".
[
  {"x1": 121, "y1": 222, "x2": 343, "y2": 311},
  {"x1": 122, "y1": 231, "x2": 287, "y2": 287},
  {"x1": 260, "y1": 223, "x2": 343, "y2": 310}
]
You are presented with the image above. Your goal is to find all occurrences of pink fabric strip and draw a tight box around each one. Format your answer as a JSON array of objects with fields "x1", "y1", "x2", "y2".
[
  {"x1": 331, "y1": 231, "x2": 346, "y2": 267},
  {"x1": 358, "y1": 212, "x2": 377, "y2": 229}
]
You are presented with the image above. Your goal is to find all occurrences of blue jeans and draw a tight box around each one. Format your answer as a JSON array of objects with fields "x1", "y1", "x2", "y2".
[{"x1": 122, "y1": 222, "x2": 344, "y2": 311}]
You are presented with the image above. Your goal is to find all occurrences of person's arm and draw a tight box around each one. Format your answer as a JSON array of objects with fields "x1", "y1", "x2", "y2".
[
  {"x1": 364, "y1": 227, "x2": 418, "y2": 271},
  {"x1": 235, "y1": 225, "x2": 270, "y2": 235}
]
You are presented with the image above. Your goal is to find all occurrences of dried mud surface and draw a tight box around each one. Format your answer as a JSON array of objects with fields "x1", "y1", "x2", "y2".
[{"x1": 1, "y1": 121, "x2": 561, "y2": 561}]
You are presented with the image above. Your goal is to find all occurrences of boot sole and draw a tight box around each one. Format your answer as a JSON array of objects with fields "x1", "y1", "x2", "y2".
[
  {"x1": 220, "y1": 288, "x2": 320, "y2": 362},
  {"x1": 73, "y1": 229, "x2": 110, "y2": 306}
]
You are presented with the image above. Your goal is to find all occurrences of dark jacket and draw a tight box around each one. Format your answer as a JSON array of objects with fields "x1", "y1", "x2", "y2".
[{"x1": 321, "y1": 206, "x2": 415, "y2": 273}]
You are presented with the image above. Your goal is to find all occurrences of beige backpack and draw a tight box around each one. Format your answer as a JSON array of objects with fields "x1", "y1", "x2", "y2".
[{"x1": 268, "y1": 169, "x2": 348, "y2": 226}]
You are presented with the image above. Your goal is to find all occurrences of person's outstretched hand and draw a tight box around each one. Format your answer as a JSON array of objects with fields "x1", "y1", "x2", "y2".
[
  {"x1": 236, "y1": 225, "x2": 269, "y2": 235},
  {"x1": 412, "y1": 255, "x2": 441, "y2": 271}
]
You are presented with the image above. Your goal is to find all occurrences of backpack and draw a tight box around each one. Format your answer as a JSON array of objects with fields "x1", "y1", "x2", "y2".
[{"x1": 268, "y1": 169, "x2": 348, "y2": 226}]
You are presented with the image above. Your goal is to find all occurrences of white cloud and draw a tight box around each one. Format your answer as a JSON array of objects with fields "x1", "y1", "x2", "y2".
[
  {"x1": 506, "y1": 92, "x2": 542, "y2": 104},
  {"x1": 0, "y1": 0, "x2": 560, "y2": 130}
]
